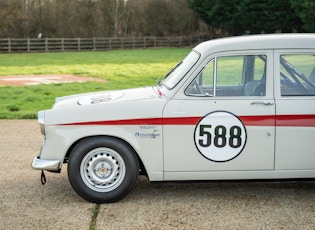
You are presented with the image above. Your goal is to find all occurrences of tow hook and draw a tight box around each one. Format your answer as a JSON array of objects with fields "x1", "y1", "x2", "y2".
[{"x1": 41, "y1": 170, "x2": 47, "y2": 185}]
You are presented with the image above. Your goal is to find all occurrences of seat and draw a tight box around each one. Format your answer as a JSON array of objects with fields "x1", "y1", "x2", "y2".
[{"x1": 244, "y1": 80, "x2": 260, "y2": 96}]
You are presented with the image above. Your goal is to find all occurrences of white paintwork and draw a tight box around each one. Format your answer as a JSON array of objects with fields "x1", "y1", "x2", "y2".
[{"x1": 33, "y1": 34, "x2": 315, "y2": 181}]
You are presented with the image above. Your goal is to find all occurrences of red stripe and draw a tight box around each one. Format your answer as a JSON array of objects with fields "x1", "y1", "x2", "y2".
[
  {"x1": 61, "y1": 118, "x2": 164, "y2": 126},
  {"x1": 60, "y1": 117, "x2": 200, "y2": 126},
  {"x1": 276, "y1": 114, "x2": 315, "y2": 127},
  {"x1": 236, "y1": 115, "x2": 315, "y2": 127},
  {"x1": 163, "y1": 117, "x2": 200, "y2": 125},
  {"x1": 58, "y1": 114, "x2": 315, "y2": 127},
  {"x1": 239, "y1": 115, "x2": 275, "y2": 126}
]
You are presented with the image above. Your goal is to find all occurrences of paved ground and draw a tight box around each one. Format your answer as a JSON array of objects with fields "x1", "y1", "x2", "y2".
[
  {"x1": 1, "y1": 120, "x2": 315, "y2": 229},
  {"x1": 0, "y1": 120, "x2": 94, "y2": 229}
]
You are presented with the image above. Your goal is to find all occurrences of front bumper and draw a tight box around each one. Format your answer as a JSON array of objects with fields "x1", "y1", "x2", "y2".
[{"x1": 32, "y1": 156, "x2": 60, "y2": 171}]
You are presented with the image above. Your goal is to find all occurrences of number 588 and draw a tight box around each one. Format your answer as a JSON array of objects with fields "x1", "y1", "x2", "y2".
[{"x1": 198, "y1": 125, "x2": 243, "y2": 149}]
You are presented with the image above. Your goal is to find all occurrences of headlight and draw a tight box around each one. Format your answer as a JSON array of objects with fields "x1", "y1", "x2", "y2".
[{"x1": 38, "y1": 111, "x2": 45, "y2": 135}]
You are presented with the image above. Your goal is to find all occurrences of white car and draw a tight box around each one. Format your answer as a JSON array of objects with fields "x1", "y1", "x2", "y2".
[{"x1": 32, "y1": 34, "x2": 315, "y2": 203}]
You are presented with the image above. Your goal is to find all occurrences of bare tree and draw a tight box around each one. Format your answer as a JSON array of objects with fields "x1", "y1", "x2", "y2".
[
  {"x1": 0, "y1": 0, "x2": 32, "y2": 37},
  {"x1": 99, "y1": 0, "x2": 126, "y2": 36},
  {"x1": 0, "y1": 0, "x2": 206, "y2": 38}
]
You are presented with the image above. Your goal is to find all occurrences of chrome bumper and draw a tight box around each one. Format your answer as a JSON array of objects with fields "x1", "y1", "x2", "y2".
[{"x1": 32, "y1": 156, "x2": 60, "y2": 171}]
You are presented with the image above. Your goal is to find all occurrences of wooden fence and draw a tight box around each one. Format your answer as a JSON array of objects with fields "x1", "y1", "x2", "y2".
[{"x1": 0, "y1": 36, "x2": 210, "y2": 53}]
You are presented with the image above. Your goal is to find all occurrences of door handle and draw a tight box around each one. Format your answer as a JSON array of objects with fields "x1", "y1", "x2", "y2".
[{"x1": 251, "y1": 101, "x2": 274, "y2": 105}]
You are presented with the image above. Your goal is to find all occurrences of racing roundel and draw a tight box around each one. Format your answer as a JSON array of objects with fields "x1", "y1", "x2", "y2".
[{"x1": 194, "y1": 111, "x2": 247, "y2": 162}]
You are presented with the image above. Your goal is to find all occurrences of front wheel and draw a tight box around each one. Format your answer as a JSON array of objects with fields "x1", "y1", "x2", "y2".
[{"x1": 68, "y1": 137, "x2": 139, "y2": 203}]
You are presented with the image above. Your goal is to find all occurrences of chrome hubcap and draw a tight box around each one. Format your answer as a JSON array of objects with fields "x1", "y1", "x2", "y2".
[{"x1": 80, "y1": 147, "x2": 125, "y2": 192}]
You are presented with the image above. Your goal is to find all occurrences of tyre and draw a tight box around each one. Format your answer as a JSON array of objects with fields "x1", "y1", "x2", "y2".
[{"x1": 68, "y1": 137, "x2": 139, "y2": 203}]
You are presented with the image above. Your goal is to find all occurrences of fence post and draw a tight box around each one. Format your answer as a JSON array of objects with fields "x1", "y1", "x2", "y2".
[
  {"x1": 8, "y1": 38, "x2": 11, "y2": 52},
  {"x1": 78, "y1": 38, "x2": 81, "y2": 51},
  {"x1": 93, "y1": 37, "x2": 96, "y2": 51},
  {"x1": 61, "y1": 38, "x2": 64, "y2": 51},
  {"x1": 27, "y1": 38, "x2": 30, "y2": 52},
  {"x1": 45, "y1": 38, "x2": 48, "y2": 52}
]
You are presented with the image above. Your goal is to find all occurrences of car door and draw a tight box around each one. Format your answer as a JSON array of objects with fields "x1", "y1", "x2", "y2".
[
  {"x1": 274, "y1": 50, "x2": 315, "y2": 170},
  {"x1": 163, "y1": 51, "x2": 275, "y2": 180}
]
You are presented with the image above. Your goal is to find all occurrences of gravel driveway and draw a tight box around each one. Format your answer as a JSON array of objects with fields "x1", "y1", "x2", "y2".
[{"x1": 1, "y1": 120, "x2": 315, "y2": 229}]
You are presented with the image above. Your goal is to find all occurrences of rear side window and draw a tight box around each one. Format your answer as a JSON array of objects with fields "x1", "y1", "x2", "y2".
[{"x1": 280, "y1": 54, "x2": 315, "y2": 96}]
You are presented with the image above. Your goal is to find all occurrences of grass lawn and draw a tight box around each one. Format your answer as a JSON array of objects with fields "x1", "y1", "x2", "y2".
[{"x1": 0, "y1": 48, "x2": 190, "y2": 119}]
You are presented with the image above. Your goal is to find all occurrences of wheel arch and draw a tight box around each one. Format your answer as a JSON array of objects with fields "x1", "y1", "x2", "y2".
[{"x1": 64, "y1": 135, "x2": 148, "y2": 177}]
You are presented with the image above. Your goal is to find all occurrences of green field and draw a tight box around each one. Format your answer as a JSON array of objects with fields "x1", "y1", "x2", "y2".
[{"x1": 0, "y1": 48, "x2": 190, "y2": 119}]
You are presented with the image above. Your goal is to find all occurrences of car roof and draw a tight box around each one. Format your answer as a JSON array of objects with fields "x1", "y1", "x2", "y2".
[{"x1": 194, "y1": 34, "x2": 315, "y2": 55}]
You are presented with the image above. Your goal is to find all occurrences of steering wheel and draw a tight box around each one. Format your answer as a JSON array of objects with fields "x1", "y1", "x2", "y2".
[
  {"x1": 253, "y1": 83, "x2": 265, "y2": 96},
  {"x1": 192, "y1": 80, "x2": 202, "y2": 94}
]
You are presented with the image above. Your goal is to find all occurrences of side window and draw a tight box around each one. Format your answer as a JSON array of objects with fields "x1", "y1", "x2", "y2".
[
  {"x1": 186, "y1": 59, "x2": 214, "y2": 96},
  {"x1": 280, "y1": 54, "x2": 315, "y2": 96},
  {"x1": 186, "y1": 55, "x2": 266, "y2": 97},
  {"x1": 216, "y1": 56, "x2": 244, "y2": 96}
]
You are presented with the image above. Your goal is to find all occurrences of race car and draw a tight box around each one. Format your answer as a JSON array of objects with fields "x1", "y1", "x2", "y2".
[{"x1": 32, "y1": 34, "x2": 315, "y2": 203}]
